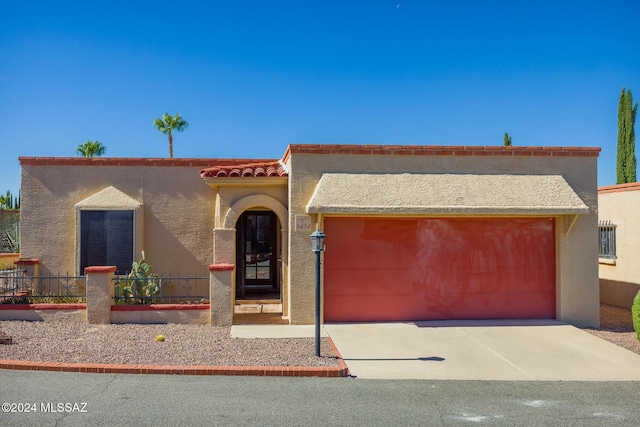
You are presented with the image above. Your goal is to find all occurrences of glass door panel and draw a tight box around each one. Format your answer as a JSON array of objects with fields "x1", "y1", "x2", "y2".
[{"x1": 236, "y1": 211, "x2": 278, "y2": 298}]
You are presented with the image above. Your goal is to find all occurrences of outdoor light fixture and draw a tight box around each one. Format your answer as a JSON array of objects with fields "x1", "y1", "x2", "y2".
[
  {"x1": 310, "y1": 228, "x2": 325, "y2": 253},
  {"x1": 310, "y1": 228, "x2": 325, "y2": 357}
]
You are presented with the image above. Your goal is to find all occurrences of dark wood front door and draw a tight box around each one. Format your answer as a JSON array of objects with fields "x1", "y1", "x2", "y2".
[{"x1": 236, "y1": 211, "x2": 279, "y2": 299}]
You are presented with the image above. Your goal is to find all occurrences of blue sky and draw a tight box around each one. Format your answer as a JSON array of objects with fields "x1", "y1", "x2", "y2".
[{"x1": 1, "y1": 1, "x2": 639, "y2": 195}]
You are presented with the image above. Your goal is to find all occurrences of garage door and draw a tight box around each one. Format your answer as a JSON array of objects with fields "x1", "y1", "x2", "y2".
[{"x1": 323, "y1": 217, "x2": 556, "y2": 322}]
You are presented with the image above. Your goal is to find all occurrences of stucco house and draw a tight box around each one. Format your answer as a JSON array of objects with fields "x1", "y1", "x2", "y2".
[
  {"x1": 598, "y1": 182, "x2": 640, "y2": 308},
  {"x1": 18, "y1": 144, "x2": 601, "y2": 327}
]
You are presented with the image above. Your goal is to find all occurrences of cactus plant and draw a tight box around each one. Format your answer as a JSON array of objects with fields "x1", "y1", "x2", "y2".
[{"x1": 114, "y1": 251, "x2": 162, "y2": 304}]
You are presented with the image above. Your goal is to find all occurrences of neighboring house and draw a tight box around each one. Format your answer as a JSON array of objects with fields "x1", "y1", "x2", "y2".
[
  {"x1": 598, "y1": 182, "x2": 640, "y2": 308},
  {"x1": 19, "y1": 144, "x2": 601, "y2": 327}
]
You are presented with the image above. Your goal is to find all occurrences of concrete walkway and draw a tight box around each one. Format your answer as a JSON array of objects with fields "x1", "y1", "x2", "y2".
[{"x1": 231, "y1": 320, "x2": 640, "y2": 381}]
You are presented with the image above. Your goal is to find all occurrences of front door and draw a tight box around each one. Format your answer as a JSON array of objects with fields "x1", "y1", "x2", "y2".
[{"x1": 236, "y1": 211, "x2": 279, "y2": 299}]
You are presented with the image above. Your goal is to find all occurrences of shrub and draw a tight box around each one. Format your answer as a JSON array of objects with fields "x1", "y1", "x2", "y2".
[
  {"x1": 0, "y1": 296, "x2": 31, "y2": 304},
  {"x1": 0, "y1": 295, "x2": 84, "y2": 304},
  {"x1": 633, "y1": 290, "x2": 640, "y2": 342}
]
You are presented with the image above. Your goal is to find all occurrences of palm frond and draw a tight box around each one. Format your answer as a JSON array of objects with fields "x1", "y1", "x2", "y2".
[{"x1": 76, "y1": 140, "x2": 106, "y2": 157}]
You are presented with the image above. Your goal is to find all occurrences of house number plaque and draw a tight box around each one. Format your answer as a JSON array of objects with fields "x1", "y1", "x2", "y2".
[{"x1": 295, "y1": 215, "x2": 311, "y2": 231}]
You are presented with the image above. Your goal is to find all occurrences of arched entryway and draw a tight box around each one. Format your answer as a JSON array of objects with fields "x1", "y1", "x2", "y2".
[{"x1": 218, "y1": 194, "x2": 289, "y2": 324}]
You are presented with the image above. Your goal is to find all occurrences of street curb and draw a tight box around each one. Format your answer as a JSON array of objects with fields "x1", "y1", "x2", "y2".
[{"x1": 0, "y1": 337, "x2": 350, "y2": 377}]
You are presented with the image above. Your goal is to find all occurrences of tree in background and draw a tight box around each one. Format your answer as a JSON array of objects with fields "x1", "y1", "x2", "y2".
[
  {"x1": 153, "y1": 113, "x2": 189, "y2": 158},
  {"x1": 0, "y1": 190, "x2": 19, "y2": 210},
  {"x1": 616, "y1": 88, "x2": 637, "y2": 184},
  {"x1": 0, "y1": 190, "x2": 20, "y2": 253},
  {"x1": 504, "y1": 133, "x2": 512, "y2": 146},
  {"x1": 76, "y1": 140, "x2": 107, "y2": 157}
]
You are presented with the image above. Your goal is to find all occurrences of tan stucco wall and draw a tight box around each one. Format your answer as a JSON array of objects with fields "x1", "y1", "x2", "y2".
[
  {"x1": 598, "y1": 184, "x2": 640, "y2": 308},
  {"x1": 0, "y1": 253, "x2": 19, "y2": 268},
  {"x1": 21, "y1": 158, "x2": 290, "y2": 324},
  {"x1": 286, "y1": 148, "x2": 600, "y2": 327},
  {"x1": 0, "y1": 308, "x2": 86, "y2": 322},
  {"x1": 20, "y1": 161, "x2": 217, "y2": 277}
]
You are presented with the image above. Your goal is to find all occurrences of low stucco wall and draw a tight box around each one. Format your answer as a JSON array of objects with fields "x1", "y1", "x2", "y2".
[
  {"x1": 110, "y1": 304, "x2": 210, "y2": 324},
  {"x1": 600, "y1": 279, "x2": 640, "y2": 309},
  {"x1": 0, "y1": 304, "x2": 210, "y2": 324},
  {"x1": 0, "y1": 304, "x2": 86, "y2": 322}
]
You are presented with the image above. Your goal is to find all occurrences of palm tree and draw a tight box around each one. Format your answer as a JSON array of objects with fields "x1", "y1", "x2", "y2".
[
  {"x1": 76, "y1": 140, "x2": 107, "y2": 157},
  {"x1": 153, "y1": 113, "x2": 189, "y2": 158}
]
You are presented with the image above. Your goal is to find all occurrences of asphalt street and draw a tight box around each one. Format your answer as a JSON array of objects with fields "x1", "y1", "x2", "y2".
[{"x1": 1, "y1": 370, "x2": 639, "y2": 426}]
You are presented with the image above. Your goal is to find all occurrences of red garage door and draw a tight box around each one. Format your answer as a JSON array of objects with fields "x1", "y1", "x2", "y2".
[{"x1": 324, "y1": 217, "x2": 556, "y2": 322}]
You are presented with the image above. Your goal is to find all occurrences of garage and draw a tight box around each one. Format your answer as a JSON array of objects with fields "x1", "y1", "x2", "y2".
[
  {"x1": 323, "y1": 217, "x2": 557, "y2": 322},
  {"x1": 308, "y1": 172, "x2": 590, "y2": 323}
]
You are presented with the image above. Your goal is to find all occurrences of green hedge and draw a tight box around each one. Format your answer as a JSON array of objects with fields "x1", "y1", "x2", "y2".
[{"x1": 633, "y1": 291, "x2": 640, "y2": 342}]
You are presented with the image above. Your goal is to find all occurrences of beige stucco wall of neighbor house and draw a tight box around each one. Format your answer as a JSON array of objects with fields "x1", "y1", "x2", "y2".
[
  {"x1": 284, "y1": 145, "x2": 600, "y2": 327},
  {"x1": 19, "y1": 158, "x2": 219, "y2": 278},
  {"x1": 598, "y1": 183, "x2": 640, "y2": 308}
]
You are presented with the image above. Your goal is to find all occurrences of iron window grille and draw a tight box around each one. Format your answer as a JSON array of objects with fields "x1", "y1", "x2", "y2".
[{"x1": 598, "y1": 220, "x2": 617, "y2": 259}]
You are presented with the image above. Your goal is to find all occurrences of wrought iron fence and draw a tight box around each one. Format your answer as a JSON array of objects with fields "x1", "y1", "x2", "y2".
[
  {"x1": 598, "y1": 220, "x2": 617, "y2": 259},
  {"x1": 113, "y1": 272, "x2": 209, "y2": 305},
  {"x1": 0, "y1": 268, "x2": 86, "y2": 304}
]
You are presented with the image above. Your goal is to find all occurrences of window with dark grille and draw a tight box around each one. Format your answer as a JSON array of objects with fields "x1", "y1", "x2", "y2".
[
  {"x1": 598, "y1": 220, "x2": 616, "y2": 259},
  {"x1": 80, "y1": 210, "x2": 134, "y2": 274}
]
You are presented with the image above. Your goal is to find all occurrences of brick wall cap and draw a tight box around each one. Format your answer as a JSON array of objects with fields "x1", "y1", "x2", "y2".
[
  {"x1": 85, "y1": 266, "x2": 117, "y2": 273},
  {"x1": 209, "y1": 264, "x2": 235, "y2": 272},
  {"x1": 14, "y1": 258, "x2": 39, "y2": 265}
]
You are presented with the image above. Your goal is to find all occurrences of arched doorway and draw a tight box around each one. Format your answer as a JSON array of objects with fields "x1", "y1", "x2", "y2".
[
  {"x1": 218, "y1": 194, "x2": 288, "y2": 323},
  {"x1": 235, "y1": 210, "x2": 281, "y2": 300}
]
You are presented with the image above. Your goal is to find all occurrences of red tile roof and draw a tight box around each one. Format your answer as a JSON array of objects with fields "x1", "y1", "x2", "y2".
[
  {"x1": 199, "y1": 160, "x2": 287, "y2": 179},
  {"x1": 598, "y1": 182, "x2": 640, "y2": 194},
  {"x1": 18, "y1": 157, "x2": 275, "y2": 167},
  {"x1": 281, "y1": 144, "x2": 601, "y2": 162}
]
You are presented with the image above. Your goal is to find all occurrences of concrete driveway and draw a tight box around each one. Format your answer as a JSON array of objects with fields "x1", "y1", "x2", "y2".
[{"x1": 323, "y1": 320, "x2": 640, "y2": 380}]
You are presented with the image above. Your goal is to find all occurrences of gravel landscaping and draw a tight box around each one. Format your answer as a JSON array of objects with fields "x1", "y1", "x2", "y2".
[
  {"x1": 0, "y1": 322, "x2": 340, "y2": 367},
  {"x1": 582, "y1": 304, "x2": 640, "y2": 355},
  {"x1": 0, "y1": 304, "x2": 638, "y2": 367}
]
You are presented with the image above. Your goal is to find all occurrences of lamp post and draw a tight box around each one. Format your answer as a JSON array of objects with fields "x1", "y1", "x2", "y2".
[{"x1": 310, "y1": 228, "x2": 325, "y2": 357}]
